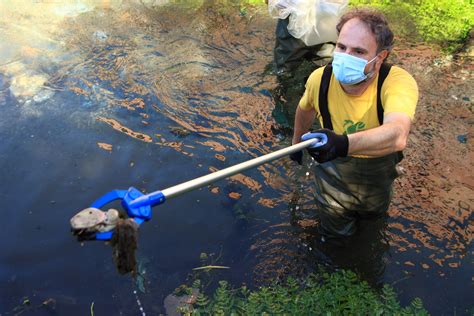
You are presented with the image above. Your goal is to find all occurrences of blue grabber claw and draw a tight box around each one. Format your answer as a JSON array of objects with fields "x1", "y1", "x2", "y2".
[{"x1": 90, "y1": 187, "x2": 165, "y2": 240}]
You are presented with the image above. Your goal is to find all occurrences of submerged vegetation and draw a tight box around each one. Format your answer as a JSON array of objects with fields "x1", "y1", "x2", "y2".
[{"x1": 174, "y1": 269, "x2": 428, "y2": 315}]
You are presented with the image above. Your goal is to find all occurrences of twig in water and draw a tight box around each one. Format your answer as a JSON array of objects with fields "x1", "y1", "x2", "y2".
[{"x1": 192, "y1": 265, "x2": 230, "y2": 271}]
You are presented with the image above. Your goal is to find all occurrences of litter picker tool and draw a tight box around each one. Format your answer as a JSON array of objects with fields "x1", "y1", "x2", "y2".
[{"x1": 70, "y1": 133, "x2": 326, "y2": 274}]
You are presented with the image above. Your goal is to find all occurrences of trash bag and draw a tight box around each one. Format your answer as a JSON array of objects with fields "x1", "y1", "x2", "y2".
[{"x1": 268, "y1": 0, "x2": 348, "y2": 46}]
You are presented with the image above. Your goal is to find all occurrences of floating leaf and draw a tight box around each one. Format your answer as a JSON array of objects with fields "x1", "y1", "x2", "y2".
[{"x1": 97, "y1": 142, "x2": 112, "y2": 151}]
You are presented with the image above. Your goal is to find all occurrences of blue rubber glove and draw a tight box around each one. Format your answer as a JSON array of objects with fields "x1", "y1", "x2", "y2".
[
  {"x1": 302, "y1": 129, "x2": 348, "y2": 163},
  {"x1": 290, "y1": 131, "x2": 327, "y2": 165}
]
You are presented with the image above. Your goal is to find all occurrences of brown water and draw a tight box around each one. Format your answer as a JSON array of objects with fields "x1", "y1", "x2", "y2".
[{"x1": 0, "y1": 1, "x2": 471, "y2": 315}]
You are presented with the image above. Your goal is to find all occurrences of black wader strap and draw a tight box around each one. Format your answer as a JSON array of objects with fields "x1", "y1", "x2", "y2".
[
  {"x1": 377, "y1": 63, "x2": 392, "y2": 125},
  {"x1": 319, "y1": 64, "x2": 333, "y2": 130}
]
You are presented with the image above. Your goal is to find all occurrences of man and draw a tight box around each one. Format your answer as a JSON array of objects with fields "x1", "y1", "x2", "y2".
[{"x1": 291, "y1": 8, "x2": 419, "y2": 238}]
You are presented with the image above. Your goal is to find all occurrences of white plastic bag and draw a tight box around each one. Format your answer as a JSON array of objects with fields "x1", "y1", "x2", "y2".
[{"x1": 268, "y1": 0, "x2": 348, "y2": 46}]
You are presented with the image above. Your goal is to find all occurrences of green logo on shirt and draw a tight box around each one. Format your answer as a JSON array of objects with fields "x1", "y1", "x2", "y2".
[{"x1": 343, "y1": 120, "x2": 365, "y2": 135}]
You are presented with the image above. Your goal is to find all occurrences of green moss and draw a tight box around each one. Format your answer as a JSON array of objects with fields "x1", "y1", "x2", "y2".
[{"x1": 188, "y1": 269, "x2": 429, "y2": 315}]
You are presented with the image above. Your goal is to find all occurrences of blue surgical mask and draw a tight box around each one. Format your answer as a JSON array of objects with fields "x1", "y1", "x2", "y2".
[{"x1": 332, "y1": 52, "x2": 378, "y2": 85}]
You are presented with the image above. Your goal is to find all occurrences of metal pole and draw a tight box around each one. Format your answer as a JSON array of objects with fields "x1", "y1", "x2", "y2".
[{"x1": 160, "y1": 138, "x2": 317, "y2": 200}]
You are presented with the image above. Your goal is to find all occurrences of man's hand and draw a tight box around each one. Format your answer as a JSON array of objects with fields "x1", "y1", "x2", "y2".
[{"x1": 303, "y1": 129, "x2": 348, "y2": 163}]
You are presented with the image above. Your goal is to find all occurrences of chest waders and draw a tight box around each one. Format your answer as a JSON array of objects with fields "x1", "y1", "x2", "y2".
[{"x1": 314, "y1": 63, "x2": 403, "y2": 238}]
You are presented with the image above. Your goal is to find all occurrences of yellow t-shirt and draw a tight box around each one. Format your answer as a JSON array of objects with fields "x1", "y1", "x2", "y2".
[{"x1": 298, "y1": 65, "x2": 419, "y2": 135}]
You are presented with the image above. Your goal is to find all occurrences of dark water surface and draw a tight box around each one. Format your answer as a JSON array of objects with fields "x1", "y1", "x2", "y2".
[{"x1": 0, "y1": 1, "x2": 471, "y2": 315}]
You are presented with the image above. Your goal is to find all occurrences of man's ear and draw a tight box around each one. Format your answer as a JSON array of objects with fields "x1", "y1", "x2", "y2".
[
  {"x1": 374, "y1": 50, "x2": 389, "y2": 72},
  {"x1": 377, "y1": 50, "x2": 389, "y2": 65}
]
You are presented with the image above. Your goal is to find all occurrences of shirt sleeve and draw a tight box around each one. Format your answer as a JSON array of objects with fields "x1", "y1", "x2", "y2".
[{"x1": 381, "y1": 66, "x2": 419, "y2": 120}]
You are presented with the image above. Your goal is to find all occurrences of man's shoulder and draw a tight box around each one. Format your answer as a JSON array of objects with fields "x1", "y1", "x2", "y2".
[
  {"x1": 382, "y1": 64, "x2": 419, "y2": 120},
  {"x1": 306, "y1": 66, "x2": 327, "y2": 87},
  {"x1": 383, "y1": 64, "x2": 418, "y2": 92},
  {"x1": 387, "y1": 65, "x2": 416, "y2": 83}
]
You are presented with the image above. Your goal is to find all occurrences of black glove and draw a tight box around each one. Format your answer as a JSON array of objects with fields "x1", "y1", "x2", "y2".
[
  {"x1": 289, "y1": 150, "x2": 303, "y2": 165},
  {"x1": 306, "y1": 129, "x2": 349, "y2": 163}
]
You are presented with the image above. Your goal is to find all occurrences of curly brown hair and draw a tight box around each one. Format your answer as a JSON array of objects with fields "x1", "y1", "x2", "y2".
[{"x1": 336, "y1": 8, "x2": 394, "y2": 53}]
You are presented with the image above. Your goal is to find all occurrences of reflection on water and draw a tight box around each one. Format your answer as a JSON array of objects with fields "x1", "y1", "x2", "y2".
[{"x1": 0, "y1": 1, "x2": 472, "y2": 315}]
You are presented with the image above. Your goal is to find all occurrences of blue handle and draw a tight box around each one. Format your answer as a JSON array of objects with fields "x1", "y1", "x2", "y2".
[
  {"x1": 128, "y1": 190, "x2": 166, "y2": 209},
  {"x1": 301, "y1": 132, "x2": 328, "y2": 148}
]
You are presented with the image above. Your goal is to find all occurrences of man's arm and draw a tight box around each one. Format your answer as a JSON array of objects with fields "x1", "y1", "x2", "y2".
[
  {"x1": 292, "y1": 106, "x2": 316, "y2": 145},
  {"x1": 347, "y1": 112, "x2": 411, "y2": 156}
]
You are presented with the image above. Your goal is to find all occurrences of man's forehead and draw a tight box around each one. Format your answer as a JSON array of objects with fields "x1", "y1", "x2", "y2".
[
  {"x1": 337, "y1": 18, "x2": 377, "y2": 50},
  {"x1": 336, "y1": 40, "x2": 369, "y2": 53}
]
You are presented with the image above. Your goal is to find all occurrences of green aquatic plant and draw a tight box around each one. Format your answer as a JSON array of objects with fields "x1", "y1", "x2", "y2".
[
  {"x1": 187, "y1": 270, "x2": 428, "y2": 315},
  {"x1": 174, "y1": 284, "x2": 195, "y2": 296}
]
